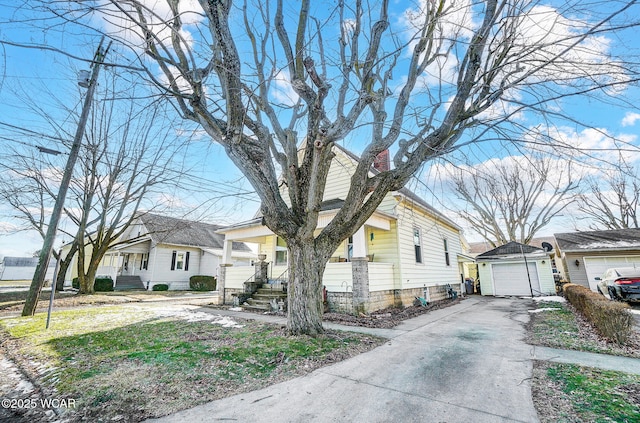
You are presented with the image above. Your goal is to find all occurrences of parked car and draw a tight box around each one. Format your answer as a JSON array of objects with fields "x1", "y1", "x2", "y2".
[{"x1": 595, "y1": 267, "x2": 640, "y2": 302}]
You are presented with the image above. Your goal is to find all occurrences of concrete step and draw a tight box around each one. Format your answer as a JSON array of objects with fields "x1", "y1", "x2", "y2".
[
  {"x1": 115, "y1": 275, "x2": 145, "y2": 290},
  {"x1": 252, "y1": 293, "x2": 287, "y2": 301},
  {"x1": 255, "y1": 288, "x2": 286, "y2": 295}
]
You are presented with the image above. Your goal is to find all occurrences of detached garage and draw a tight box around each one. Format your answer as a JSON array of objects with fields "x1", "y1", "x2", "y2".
[
  {"x1": 555, "y1": 229, "x2": 640, "y2": 292},
  {"x1": 477, "y1": 241, "x2": 555, "y2": 297}
]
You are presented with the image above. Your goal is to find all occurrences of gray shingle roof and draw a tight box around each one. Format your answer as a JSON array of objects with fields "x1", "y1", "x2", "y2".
[
  {"x1": 139, "y1": 213, "x2": 252, "y2": 252},
  {"x1": 476, "y1": 241, "x2": 543, "y2": 259},
  {"x1": 554, "y1": 229, "x2": 640, "y2": 252}
]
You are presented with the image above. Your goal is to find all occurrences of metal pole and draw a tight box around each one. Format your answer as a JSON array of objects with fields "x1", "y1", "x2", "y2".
[
  {"x1": 520, "y1": 244, "x2": 534, "y2": 297},
  {"x1": 22, "y1": 38, "x2": 111, "y2": 317}
]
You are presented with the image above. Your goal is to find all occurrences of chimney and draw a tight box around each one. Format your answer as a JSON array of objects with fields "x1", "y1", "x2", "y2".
[{"x1": 373, "y1": 149, "x2": 390, "y2": 172}]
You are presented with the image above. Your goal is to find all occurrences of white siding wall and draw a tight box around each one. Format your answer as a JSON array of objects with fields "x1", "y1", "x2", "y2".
[
  {"x1": 147, "y1": 245, "x2": 202, "y2": 290},
  {"x1": 322, "y1": 152, "x2": 356, "y2": 201},
  {"x1": 200, "y1": 252, "x2": 220, "y2": 277},
  {"x1": 323, "y1": 263, "x2": 353, "y2": 292},
  {"x1": 395, "y1": 204, "x2": 463, "y2": 290},
  {"x1": 368, "y1": 263, "x2": 395, "y2": 291},
  {"x1": 477, "y1": 262, "x2": 493, "y2": 295}
]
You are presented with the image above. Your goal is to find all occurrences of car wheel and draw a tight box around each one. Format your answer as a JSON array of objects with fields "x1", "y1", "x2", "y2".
[{"x1": 608, "y1": 287, "x2": 619, "y2": 301}]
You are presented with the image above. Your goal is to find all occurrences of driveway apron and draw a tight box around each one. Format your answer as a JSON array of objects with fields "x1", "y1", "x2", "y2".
[{"x1": 147, "y1": 297, "x2": 539, "y2": 423}]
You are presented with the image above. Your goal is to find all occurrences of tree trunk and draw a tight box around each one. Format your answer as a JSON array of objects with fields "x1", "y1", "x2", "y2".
[
  {"x1": 77, "y1": 258, "x2": 97, "y2": 294},
  {"x1": 55, "y1": 244, "x2": 77, "y2": 291},
  {"x1": 287, "y1": 241, "x2": 327, "y2": 336}
]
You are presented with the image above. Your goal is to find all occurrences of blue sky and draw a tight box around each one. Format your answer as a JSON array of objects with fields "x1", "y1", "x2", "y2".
[{"x1": 1, "y1": 1, "x2": 639, "y2": 258}]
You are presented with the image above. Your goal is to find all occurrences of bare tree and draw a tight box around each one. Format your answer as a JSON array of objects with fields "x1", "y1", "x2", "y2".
[
  {"x1": 449, "y1": 154, "x2": 579, "y2": 246},
  {"x1": 578, "y1": 162, "x2": 640, "y2": 230},
  {"x1": 0, "y1": 73, "x2": 182, "y2": 302},
  {"x1": 20, "y1": 0, "x2": 640, "y2": 334},
  {"x1": 0, "y1": 150, "x2": 80, "y2": 291}
]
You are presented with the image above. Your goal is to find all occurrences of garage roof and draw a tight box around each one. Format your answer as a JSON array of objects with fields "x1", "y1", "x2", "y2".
[
  {"x1": 476, "y1": 241, "x2": 546, "y2": 260},
  {"x1": 554, "y1": 229, "x2": 640, "y2": 253}
]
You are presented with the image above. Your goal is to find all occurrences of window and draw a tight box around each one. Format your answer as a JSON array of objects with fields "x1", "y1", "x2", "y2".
[
  {"x1": 414, "y1": 228, "x2": 422, "y2": 263},
  {"x1": 347, "y1": 236, "x2": 354, "y2": 261},
  {"x1": 171, "y1": 251, "x2": 189, "y2": 271},
  {"x1": 275, "y1": 237, "x2": 288, "y2": 265},
  {"x1": 140, "y1": 253, "x2": 149, "y2": 270},
  {"x1": 444, "y1": 238, "x2": 450, "y2": 266}
]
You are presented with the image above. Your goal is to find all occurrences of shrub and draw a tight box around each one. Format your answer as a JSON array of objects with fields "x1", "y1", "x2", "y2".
[
  {"x1": 152, "y1": 284, "x2": 169, "y2": 291},
  {"x1": 563, "y1": 283, "x2": 633, "y2": 344},
  {"x1": 190, "y1": 275, "x2": 217, "y2": 291},
  {"x1": 72, "y1": 276, "x2": 113, "y2": 291},
  {"x1": 94, "y1": 277, "x2": 114, "y2": 292}
]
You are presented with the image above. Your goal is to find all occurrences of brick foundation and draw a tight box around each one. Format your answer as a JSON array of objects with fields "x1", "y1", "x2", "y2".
[{"x1": 326, "y1": 284, "x2": 460, "y2": 314}]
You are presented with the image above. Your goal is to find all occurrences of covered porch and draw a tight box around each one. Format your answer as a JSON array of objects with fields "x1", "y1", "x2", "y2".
[
  {"x1": 98, "y1": 237, "x2": 151, "y2": 289},
  {"x1": 217, "y1": 208, "x2": 397, "y2": 313}
]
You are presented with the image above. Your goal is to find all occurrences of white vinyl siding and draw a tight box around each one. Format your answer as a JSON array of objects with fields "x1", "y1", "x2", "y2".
[
  {"x1": 396, "y1": 205, "x2": 463, "y2": 290},
  {"x1": 148, "y1": 246, "x2": 201, "y2": 290}
]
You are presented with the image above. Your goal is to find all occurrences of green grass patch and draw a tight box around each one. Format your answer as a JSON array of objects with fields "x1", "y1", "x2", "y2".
[
  {"x1": 0, "y1": 305, "x2": 383, "y2": 421},
  {"x1": 540, "y1": 363, "x2": 640, "y2": 422},
  {"x1": 527, "y1": 301, "x2": 638, "y2": 357}
]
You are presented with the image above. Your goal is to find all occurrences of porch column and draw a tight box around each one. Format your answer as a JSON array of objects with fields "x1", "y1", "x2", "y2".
[
  {"x1": 351, "y1": 226, "x2": 370, "y2": 314},
  {"x1": 352, "y1": 257, "x2": 370, "y2": 315},
  {"x1": 352, "y1": 226, "x2": 367, "y2": 259},
  {"x1": 218, "y1": 239, "x2": 234, "y2": 305}
]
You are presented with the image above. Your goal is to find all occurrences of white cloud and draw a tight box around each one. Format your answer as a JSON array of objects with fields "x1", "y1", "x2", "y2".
[
  {"x1": 270, "y1": 69, "x2": 299, "y2": 106},
  {"x1": 622, "y1": 112, "x2": 640, "y2": 127},
  {"x1": 95, "y1": 0, "x2": 204, "y2": 51}
]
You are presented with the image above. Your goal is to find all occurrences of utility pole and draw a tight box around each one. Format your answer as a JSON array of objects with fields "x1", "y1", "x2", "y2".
[{"x1": 22, "y1": 38, "x2": 111, "y2": 317}]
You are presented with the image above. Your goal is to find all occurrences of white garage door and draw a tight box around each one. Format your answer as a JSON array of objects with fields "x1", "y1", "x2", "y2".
[
  {"x1": 491, "y1": 262, "x2": 541, "y2": 296},
  {"x1": 583, "y1": 256, "x2": 640, "y2": 291}
]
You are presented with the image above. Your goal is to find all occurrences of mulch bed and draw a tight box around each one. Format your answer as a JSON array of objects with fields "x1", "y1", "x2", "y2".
[{"x1": 322, "y1": 297, "x2": 463, "y2": 328}]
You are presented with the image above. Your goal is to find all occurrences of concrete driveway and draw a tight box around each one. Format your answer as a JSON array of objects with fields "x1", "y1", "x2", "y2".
[{"x1": 148, "y1": 297, "x2": 539, "y2": 423}]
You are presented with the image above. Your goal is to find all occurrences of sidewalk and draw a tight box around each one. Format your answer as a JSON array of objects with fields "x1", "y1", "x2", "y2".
[{"x1": 532, "y1": 345, "x2": 640, "y2": 375}]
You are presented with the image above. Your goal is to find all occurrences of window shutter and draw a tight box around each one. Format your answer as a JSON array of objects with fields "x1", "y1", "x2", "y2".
[
  {"x1": 171, "y1": 251, "x2": 177, "y2": 270},
  {"x1": 185, "y1": 252, "x2": 190, "y2": 271}
]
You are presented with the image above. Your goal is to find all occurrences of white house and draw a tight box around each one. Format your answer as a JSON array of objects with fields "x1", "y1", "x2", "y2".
[
  {"x1": 65, "y1": 213, "x2": 256, "y2": 290},
  {"x1": 217, "y1": 144, "x2": 473, "y2": 313}
]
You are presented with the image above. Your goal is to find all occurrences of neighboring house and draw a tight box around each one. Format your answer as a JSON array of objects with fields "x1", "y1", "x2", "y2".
[
  {"x1": 554, "y1": 229, "x2": 640, "y2": 292},
  {"x1": 0, "y1": 256, "x2": 56, "y2": 282},
  {"x1": 64, "y1": 213, "x2": 256, "y2": 290},
  {"x1": 217, "y1": 144, "x2": 473, "y2": 313},
  {"x1": 476, "y1": 241, "x2": 555, "y2": 297}
]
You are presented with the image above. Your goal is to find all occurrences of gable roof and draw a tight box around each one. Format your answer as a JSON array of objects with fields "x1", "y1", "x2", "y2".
[
  {"x1": 332, "y1": 143, "x2": 461, "y2": 231},
  {"x1": 476, "y1": 241, "x2": 545, "y2": 259},
  {"x1": 139, "y1": 213, "x2": 252, "y2": 252},
  {"x1": 554, "y1": 229, "x2": 640, "y2": 253}
]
